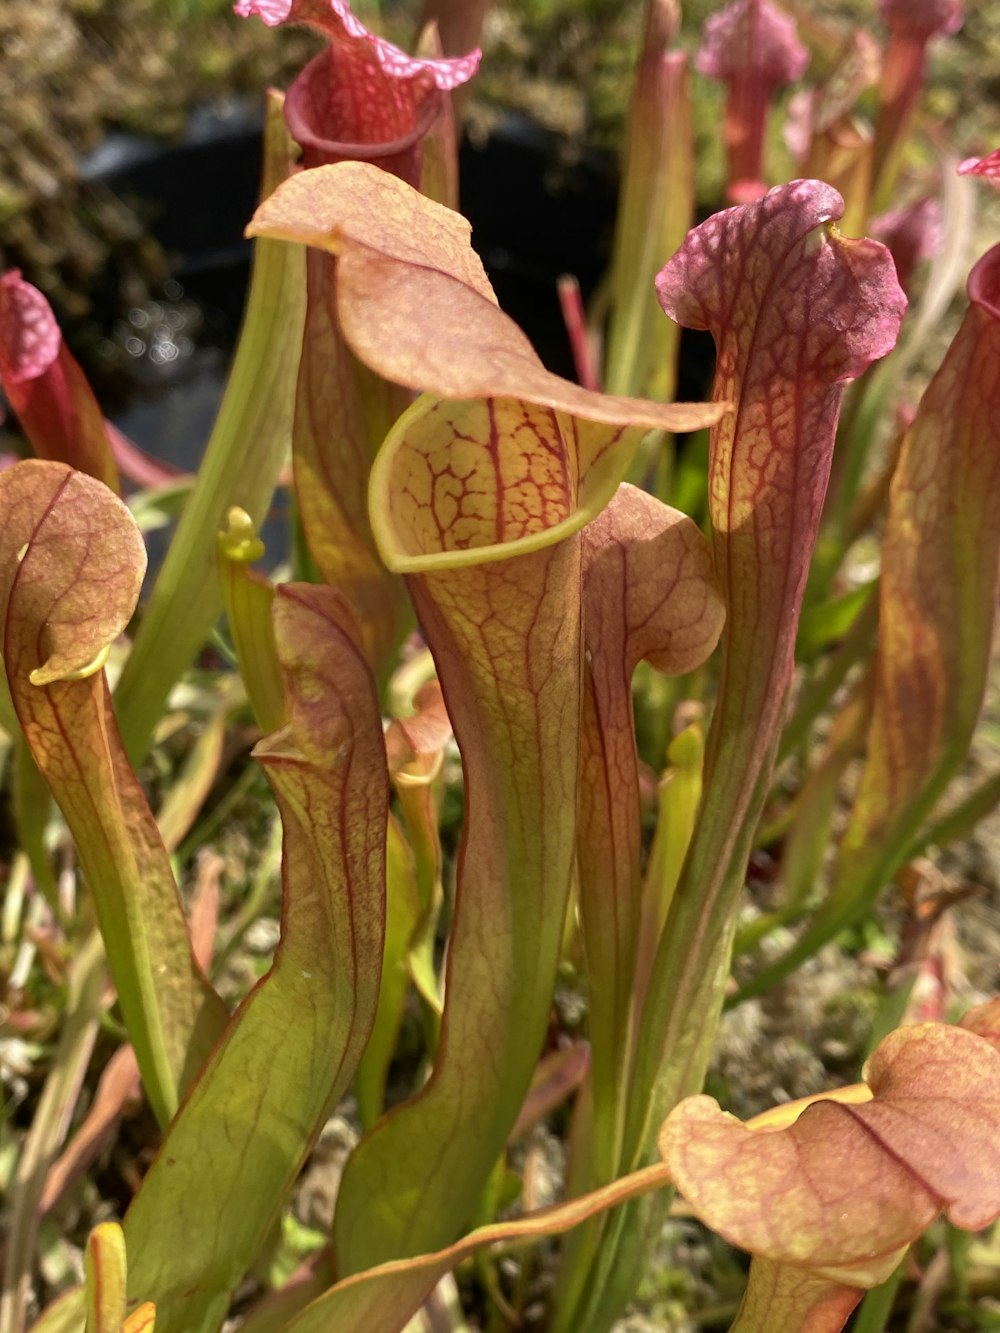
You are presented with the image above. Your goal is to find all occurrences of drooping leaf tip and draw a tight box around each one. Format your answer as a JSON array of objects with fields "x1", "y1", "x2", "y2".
[{"x1": 656, "y1": 179, "x2": 906, "y2": 381}]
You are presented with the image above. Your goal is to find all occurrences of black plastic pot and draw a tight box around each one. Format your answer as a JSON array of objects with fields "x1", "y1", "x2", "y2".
[{"x1": 79, "y1": 104, "x2": 621, "y2": 470}]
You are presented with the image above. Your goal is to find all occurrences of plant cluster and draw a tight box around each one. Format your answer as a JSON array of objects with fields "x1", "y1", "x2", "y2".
[{"x1": 2, "y1": 2, "x2": 1000, "y2": 1331}]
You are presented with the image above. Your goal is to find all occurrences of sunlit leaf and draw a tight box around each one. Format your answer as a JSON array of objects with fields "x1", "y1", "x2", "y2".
[
  {"x1": 250, "y1": 161, "x2": 730, "y2": 1278},
  {"x1": 745, "y1": 240, "x2": 1000, "y2": 996},
  {"x1": 247, "y1": 160, "x2": 726, "y2": 469},
  {"x1": 577, "y1": 483, "x2": 724, "y2": 1180},
  {"x1": 285, "y1": 1161, "x2": 673, "y2": 1333},
  {"x1": 0, "y1": 461, "x2": 227, "y2": 1127},
  {"x1": 122, "y1": 585, "x2": 387, "y2": 1333},
  {"x1": 627, "y1": 178, "x2": 904, "y2": 1145},
  {"x1": 660, "y1": 1020, "x2": 1000, "y2": 1286},
  {"x1": 567, "y1": 179, "x2": 904, "y2": 1332}
]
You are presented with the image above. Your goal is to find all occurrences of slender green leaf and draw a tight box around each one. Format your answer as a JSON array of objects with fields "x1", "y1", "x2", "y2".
[
  {"x1": 123, "y1": 585, "x2": 388, "y2": 1333},
  {"x1": 114, "y1": 92, "x2": 305, "y2": 763}
]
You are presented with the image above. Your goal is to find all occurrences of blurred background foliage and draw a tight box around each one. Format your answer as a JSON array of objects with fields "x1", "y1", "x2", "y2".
[{"x1": 4, "y1": 0, "x2": 1000, "y2": 327}]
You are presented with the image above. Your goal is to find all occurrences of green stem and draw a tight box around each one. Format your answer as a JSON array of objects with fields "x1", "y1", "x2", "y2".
[{"x1": 114, "y1": 95, "x2": 303, "y2": 763}]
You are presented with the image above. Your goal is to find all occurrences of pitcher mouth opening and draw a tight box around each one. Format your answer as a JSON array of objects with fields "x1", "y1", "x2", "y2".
[
  {"x1": 284, "y1": 50, "x2": 441, "y2": 185},
  {"x1": 368, "y1": 394, "x2": 606, "y2": 576}
]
